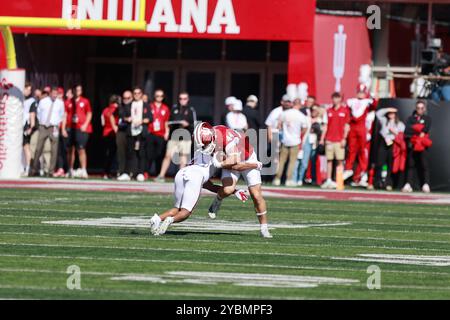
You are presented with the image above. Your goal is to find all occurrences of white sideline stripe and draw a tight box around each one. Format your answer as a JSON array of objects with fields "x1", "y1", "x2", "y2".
[
  {"x1": 111, "y1": 271, "x2": 359, "y2": 289},
  {"x1": 1, "y1": 253, "x2": 450, "y2": 276},
  {"x1": 1, "y1": 231, "x2": 450, "y2": 253},
  {"x1": 333, "y1": 254, "x2": 450, "y2": 267}
]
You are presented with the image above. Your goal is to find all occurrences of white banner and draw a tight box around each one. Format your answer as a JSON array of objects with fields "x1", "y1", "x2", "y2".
[{"x1": 0, "y1": 69, "x2": 25, "y2": 179}]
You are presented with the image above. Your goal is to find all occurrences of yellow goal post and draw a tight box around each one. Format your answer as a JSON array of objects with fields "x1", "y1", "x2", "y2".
[{"x1": 0, "y1": 1, "x2": 147, "y2": 69}]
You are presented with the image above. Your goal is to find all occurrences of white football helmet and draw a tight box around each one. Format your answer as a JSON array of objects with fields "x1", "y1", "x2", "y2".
[{"x1": 193, "y1": 122, "x2": 216, "y2": 155}]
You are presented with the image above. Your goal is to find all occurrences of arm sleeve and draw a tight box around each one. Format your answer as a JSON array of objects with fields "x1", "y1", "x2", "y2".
[
  {"x1": 423, "y1": 116, "x2": 432, "y2": 133},
  {"x1": 404, "y1": 116, "x2": 414, "y2": 138},
  {"x1": 398, "y1": 122, "x2": 406, "y2": 133},
  {"x1": 376, "y1": 108, "x2": 390, "y2": 121}
]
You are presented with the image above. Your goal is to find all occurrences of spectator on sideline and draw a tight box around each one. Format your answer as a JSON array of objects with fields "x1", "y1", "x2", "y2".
[
  {"x1": 220, "y1": 96, "x2": 237, "y2": 125},
  {"x1": 226, "y1": 99, "x2": 248, "y2": 131},
  {"x1": 155, "y1": 92, "x2": 197, "y2": 182},
  {"x1": 243, "y1": 95, "x2": 261, "y2": 131},
  {"x1": 320, "y1": 92, "x2": 350, "y2": 189},
  {"x1": 304, "y1": 95, "x2": 316, "y2": 112},
  {"x1": 147, "y1": 89, "x2": 170, "y2": 177},
  {"x1": 127, "y1": 87, "x2": 152, "y2": 182},
  {"x1": 117, "y1": 90, "x2": 133, "y2": 180},
  {"x1": 294, "y1": 105, "x2": 325, "y2": 186},
  {"x1": 22, "y1": 83, "x2": 37, "y2": 176},
  {"x1": 68, "y1": 84, "x2": 92, "y2": 179},
  {"x1": 101, "y1": 95, "x2": 120, "y2": 179},
  {"x1": 402, "y1": 100, "x2": 432, "y2": 193},
  {"x1": 272, "y1": 97, "x2": 308, "y2": 186},
  {"x1": 265, "y1": 95, "x2": 291, "y2": 145},
  {"x1": 30, "y1": 87, "x2": 65, "y2": 177},
  {"x1": 54, "y1": 88, "x2": 74, "y2": 177},
  {"x1": 375, "y1": 107, "x2": 406, "y2": 191}
]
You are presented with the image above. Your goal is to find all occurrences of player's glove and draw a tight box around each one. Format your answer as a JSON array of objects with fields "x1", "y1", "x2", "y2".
[{"x1": 234, "y1": 189, "x2": 249, "y2": 202}]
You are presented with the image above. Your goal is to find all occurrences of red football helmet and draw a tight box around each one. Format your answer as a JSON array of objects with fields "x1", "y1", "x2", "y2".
[{"x1": 193, "y1": 122, "x2": 216, "y2": 155}]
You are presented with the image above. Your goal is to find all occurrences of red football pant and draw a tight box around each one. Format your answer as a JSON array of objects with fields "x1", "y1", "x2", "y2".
[{"x1": 345, "y1": 127, "x2": 368, "y2": 181}]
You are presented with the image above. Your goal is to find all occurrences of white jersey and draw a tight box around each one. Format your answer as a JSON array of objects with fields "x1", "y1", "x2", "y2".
[{"x1": 186, "y1": 151, "x2": 217, "y2": 181}]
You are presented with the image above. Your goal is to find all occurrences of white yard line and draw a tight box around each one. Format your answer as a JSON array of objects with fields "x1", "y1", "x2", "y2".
[
  {"x1": 1, "y1": 254, "x2": 449, "y2": 276},
  {"x1": 1, "y1": 231, "x2": 450, "y2": 253}
]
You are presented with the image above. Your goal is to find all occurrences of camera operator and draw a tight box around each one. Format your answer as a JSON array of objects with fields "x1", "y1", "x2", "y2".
[{"x1": 431, "y1": 47, "x2": 450, "y2": 102}]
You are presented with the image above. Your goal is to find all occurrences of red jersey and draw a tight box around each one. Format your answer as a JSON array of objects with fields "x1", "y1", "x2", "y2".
[
  {"x1": 64, "y1": 98, "x2": 74, "y2": 128},
  {"x1": 148, "y1": 102, "x2": 170, "y2": 137},
  {"x1": 325, "y1": 105, "x2": 350, "y2": 142},
  {"x1": 101, "y1": 104, "x2": 118, "y2": 137},
  {"x1": 213, "y1": 125, "x2": 254, "y2": 161},
  {"x1": 72, "y1": 96, "x2": 93, "y2": 133},
  {"x1": 346, "y1": 98, "x2": 378, "y2": 129}
]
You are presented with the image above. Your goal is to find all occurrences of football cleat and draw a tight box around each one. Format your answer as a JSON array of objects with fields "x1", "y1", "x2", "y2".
[
  {"x1": 150, "y1": 214, "x2": 161, "y2": 235},
  {"x1": 158, "y1": 217, "x2": 174, "y2": 235},
  {"x1": 260, "y1": 228, "x2": 273, "y2": 239},
  {"x1": 208, "y1": 196, "x2": 222, "y2": 219}
]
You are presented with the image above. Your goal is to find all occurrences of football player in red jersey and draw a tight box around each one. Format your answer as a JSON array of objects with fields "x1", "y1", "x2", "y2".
[
  {"x1": 201, "y1": 124, "x2": 272, "y2": 238},
  {"x1": 344, "y1": 84, "x2": 378, "y2": 186}
]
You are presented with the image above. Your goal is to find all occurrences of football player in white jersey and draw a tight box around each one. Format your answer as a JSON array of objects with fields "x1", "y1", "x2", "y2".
[{"x1": 150, "y1": 123, "x2": 253, "y2": 236}]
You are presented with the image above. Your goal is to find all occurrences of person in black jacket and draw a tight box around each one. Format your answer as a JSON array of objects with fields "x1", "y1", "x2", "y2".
[
  {"x1": 243, "y1": 95, "x2": 261, "y2": 131},
  {"x1": 155, "y1": 92, "x2": 197, "y2": 182},
  {"x1": 402, "y1": 100, "x2": 432, "y2": 193},
  {"x1": 116, "y1": 90, "x2": 133, "y2": 180}
]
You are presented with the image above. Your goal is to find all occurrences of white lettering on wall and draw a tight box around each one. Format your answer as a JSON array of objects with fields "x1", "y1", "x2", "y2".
[
  {"x1": 77, "y1": 0, "x2": 103, "y2": 20},
  {"x1": 207, "y1": 0, "x2": 240, "y2": 34},
  {"x1": 61, "y1": 0, "x2": 241, "y2": 35},
  {"x1": 179, "y1": 0, "x2": 208, "y2": 33}
]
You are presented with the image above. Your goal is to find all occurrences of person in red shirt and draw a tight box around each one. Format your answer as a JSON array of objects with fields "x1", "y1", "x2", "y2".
[
  {"x1": 101, "y1": 95, "x2": 120, "y2": 179},
  {"x1": 319, "y1": 92, "x2": 350, "y2": 189},
  {"x1": 68, "y1": 84, "x2": 93, "y2": 179},
  {"x1": 344, "y1": 84, "x2": 378, "y2": 185},
  {"x1": 147, "y1": 89, "x2": 170, "y2": 179}
]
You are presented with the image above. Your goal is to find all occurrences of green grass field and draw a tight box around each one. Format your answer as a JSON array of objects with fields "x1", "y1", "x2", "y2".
[{"x1": 1, "y1": 187, "x2": 450, "y2": 299}]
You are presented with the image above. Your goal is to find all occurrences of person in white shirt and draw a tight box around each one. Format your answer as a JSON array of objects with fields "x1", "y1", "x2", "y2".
[
  {"x1": 225, "y1": 99, "x2": 248, "y2": 131},
  {"x1": 272, "y1": 99, "x2": 308, "y2": 186},
  {"x1": 30, "y1": 87, "x2": 65, "y2": 176},
  {"x1": 264, "y1": 95, "x2": 292, "y2": 143}
]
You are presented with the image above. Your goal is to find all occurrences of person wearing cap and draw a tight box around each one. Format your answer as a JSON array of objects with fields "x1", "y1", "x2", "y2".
[
  {"x1": 375, "y1": 107, "x2": 406, "y2": 191},
  {"x1": 343, "y1": 84, "x2": 378, "y2": 187},
  {"x1": 272, "y1": 96, "x2": 308, "y2": 186},
  {"x1": 220, "y1": 96, "x2": 237, "y2": 125},
  {"x1": 225, "y1": 99, "x2": 248, "y2": 131},
  {"x1": 264, "y1": 94, "x2": 292, "y2": 144},
  {"x1": 243, "y1": 95, "x2": 261, "y2": 131}
]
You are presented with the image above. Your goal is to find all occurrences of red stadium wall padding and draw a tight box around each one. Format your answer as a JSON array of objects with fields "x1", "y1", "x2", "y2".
[
  {"x1": 314, "y1": 14, "x2": 372, "y2": 104},
  {"x1": 288, "y1": 41, "x2": 316, "y2": 96},
  {"x1": 0, "y1": 35, "x2": 7, "y2": 70}
]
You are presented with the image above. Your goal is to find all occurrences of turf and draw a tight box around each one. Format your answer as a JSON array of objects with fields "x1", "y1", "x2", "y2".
[{"x1": 1, "y1": 187, "x2": 450, "y2": 300}]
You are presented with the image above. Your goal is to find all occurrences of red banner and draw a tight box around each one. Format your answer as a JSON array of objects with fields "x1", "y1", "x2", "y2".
[
  {"x1": 314, "y1": 14, "x2": 372, "y2": 103},
  {"x1": 1, "y1": 0, "x2": 315, "y2": 41}
]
